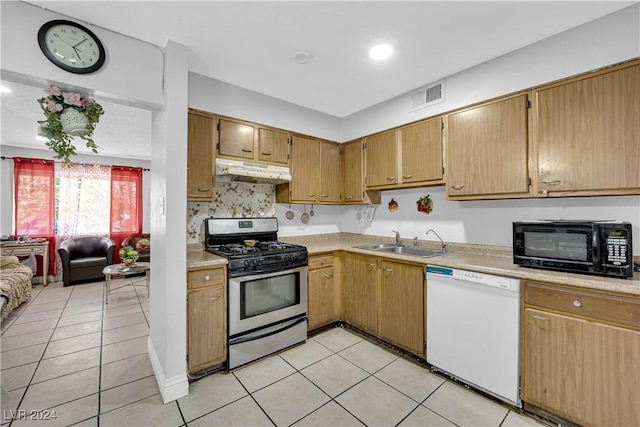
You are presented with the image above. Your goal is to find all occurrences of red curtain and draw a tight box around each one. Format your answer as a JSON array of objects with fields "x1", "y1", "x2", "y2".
[
  {"x1": 110, "y1": 166, "x2": 143, "y2": 262},
  {"x1": 13, "y1": 157, "x2": 56, "y2": 276}
]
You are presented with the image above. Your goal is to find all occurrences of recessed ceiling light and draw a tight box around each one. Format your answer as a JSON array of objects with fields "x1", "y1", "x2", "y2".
[
  {"x1": 0, "y1": 85, "x2": 11, "y2": 93},
  {"x1": 290, "y1": 50, "x2": 314, "y2": 64},
  {"x1": 369, "y1": 44, "x2": 393, "y2": 60}
]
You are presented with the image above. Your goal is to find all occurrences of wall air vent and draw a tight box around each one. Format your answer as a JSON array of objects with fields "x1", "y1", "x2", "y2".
[{"x1": 409, "y1": 80, "x2": 444, "y2": 112}]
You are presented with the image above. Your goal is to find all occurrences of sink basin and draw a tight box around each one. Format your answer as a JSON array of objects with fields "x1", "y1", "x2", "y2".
[
  {"x1": 353, "y1": 243, "x2": 445, "y2": 258},
  {"x1": 378, "y1": 246, "x2": 445, "y2": 257},
  {"x1": 353, "y1": 243, "x2": 399, "y2": 250}
]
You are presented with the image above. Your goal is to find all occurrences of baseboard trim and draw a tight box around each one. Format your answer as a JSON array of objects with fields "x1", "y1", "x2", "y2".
[{"x1": 148, "y1": 336, "x2": 189, "y2": 403}]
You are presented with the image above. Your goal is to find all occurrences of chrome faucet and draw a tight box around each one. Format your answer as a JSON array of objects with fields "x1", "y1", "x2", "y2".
[
  {"x1": 413, "y1": 236, "x2": 419, "y2": 248},
  {"x1": 426, "y1": 229, "x2": 447, "y2": 253},
  {"x1": 392, "y1": 230, "x2": 401, "y2": 246}
]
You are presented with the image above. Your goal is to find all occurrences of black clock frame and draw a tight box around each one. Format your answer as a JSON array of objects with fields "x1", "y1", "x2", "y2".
[{"x1": 37, "y1": 19, "x2": 106, "y2": 74}]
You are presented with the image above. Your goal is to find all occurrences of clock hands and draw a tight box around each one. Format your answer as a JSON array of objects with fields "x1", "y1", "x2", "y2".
[{"x1": 72, "y1": 38, "x2": 88, "y2": 60}]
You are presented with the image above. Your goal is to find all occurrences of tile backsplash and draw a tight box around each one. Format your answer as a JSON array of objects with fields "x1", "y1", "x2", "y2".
[{"x1": 187, "y1": 182, "x2": 275, "y2": 243}]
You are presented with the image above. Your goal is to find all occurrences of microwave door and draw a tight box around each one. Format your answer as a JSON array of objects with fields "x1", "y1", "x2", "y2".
[{"x1": 524, "y1": 230, "x2": 591, "y2": 262}]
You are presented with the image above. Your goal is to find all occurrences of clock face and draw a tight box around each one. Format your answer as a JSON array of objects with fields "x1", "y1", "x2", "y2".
[{"x1": 38, "y1": 20, "x2": 106, "y2": 74}]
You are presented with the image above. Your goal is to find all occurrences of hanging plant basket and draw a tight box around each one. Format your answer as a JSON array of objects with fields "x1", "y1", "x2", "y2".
[
  {"x1": 60, "y1": 108, "x2": 89, "y2": 136},
  {"x1": 37, "y1": 85, "x2": 104, "y2": 164}
]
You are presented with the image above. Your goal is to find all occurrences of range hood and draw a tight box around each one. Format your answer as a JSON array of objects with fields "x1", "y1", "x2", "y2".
[{"x1": 215, "y1": 158, "x2": 291, "y2": 184}]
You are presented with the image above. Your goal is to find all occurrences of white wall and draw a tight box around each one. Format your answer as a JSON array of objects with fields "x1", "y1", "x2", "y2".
[
  {"x1": 147, "y1": 41, "x2": 189, "y2": 403},
  {"x1": 0, "y1": 145, "x2": 151, "y2": 236},
  {"x1": 341, "y1": 3, "x2": 640, "y2": 140},
  {"x1": 0, "y1": 1, "x2": 164, "y2": 109},
  {"x1": 339, "y1": 187, "x2": 640, "y2": 256},
  {"x1": 188, "y1": 72, "x2": 342, "y2": 141}
]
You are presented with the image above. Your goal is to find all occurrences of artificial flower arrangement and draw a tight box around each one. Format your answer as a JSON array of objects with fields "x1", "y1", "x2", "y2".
[
  {"x1": 37, "y1": 85, "x2": 104, "y2": 164},
  {"x1": 119, "y1": 245, "x2": 139, "y2": 267}
]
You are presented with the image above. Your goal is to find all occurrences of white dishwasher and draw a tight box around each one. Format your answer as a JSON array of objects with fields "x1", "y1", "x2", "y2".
[{"x1": 426, "y1": 265, "x2": 521, "y2": 407}]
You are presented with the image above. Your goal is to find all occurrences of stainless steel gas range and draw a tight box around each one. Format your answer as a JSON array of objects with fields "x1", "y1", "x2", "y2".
[{"x1": 204, "y1": 217, "x2": 308, "y2": 369}]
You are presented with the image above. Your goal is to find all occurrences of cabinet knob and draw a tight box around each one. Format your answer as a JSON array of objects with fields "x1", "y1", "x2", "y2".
[
  {"x1": 383, "y1": 268, "x2": 393, "y2": 274},
  {"x1": 386, "y1": 176, "x2": 396, "y2": 181},
  {"x1": 197, "y1": 187, "x2": 210, "y2": 192},
  {"x1": 451, "y1": 184, "x2": 464, "y2": 190},
  {"x1": 208, "y1": 296, "x2": 220, "y2": 302},
  {"x1": 367, "y1": 263, "x2": 376, "y2": 270},
  {"x1": 204, "y1": 275, "x2": 211, "y2": 281},
  {"x1": 320, "y1": 260, "x2": 325, "y2": 265},
  {"x1": 345, "y1": 195, "x2": 353, "y2": 200},
  {"x1": 402, "y1": 174, "x2": 413, "y2": 179},
  {"x1": 573, "y1": 300, "x2": 582, "y2": 308},
  {"x1": 541, "y1": 179, "x2": 562, "y2": 186},
  {"x1": 323, "y1": 274, "x2": 333, "y2": 279},
  {"x1": 261, "y1": 152, "x2": 272, "y2": 156},
  {"x1": 321, "y1": 194, "x2": 329, "y2": 198},
  {"x1": 241, "y1": 148, "x2": 253, "y2": 153},
  {"x1": 307, "y1": 193, "x2": 316, "y2": 197}
]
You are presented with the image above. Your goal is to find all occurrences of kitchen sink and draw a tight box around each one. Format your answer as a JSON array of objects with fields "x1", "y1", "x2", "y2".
[
  {"x1": 353, "y1": 243, "x2": 399, "y2": 250},
  {"x1": 377, "y1": 246, "x2": 445, "y2": 258},
  {"x1": 353, "y1": 243, "x2": 445, "y2": 258}
]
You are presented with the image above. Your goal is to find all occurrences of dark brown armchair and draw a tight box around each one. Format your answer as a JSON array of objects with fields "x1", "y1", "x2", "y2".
[{"x1": 58, "y1": 236, "x2": 115, "y2": 287}]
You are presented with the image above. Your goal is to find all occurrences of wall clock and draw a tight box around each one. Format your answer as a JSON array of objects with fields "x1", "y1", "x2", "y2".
[{"x1": 37, "y1": 20, "x2": 106, "y2": 74}]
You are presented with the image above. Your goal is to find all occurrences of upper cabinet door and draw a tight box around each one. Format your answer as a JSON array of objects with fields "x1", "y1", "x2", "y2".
[
  {"x1": 187, "y1": 110, "x2": 215, "y2": 201},
  {"x1": 534, "y1": 63, "x2": 640, "y2": 196},
  {"x1": 343, "y1": 140, "x2": 364, "y2": 203},
  {"x1": 365, "y1": 130, "x2": 397, "y2": 187},
  {"x1": 447, "y1": 93, "x2": 531, "y2": 199},
  {"x1": 218, "y1": 118, "x2": 255, "y2": 160},
  {"x1": 400, "y1": 117, "x2": 443, "y2": 184},
  {"x1": 290, "y1": 136, "x2": 320, "y2": 202},
  {"x1": 320, "y1": 142, "x2": 342, "y2": 203},
  {"x1": 258, "y1": 128, "x2": 289, "y2": 166}
]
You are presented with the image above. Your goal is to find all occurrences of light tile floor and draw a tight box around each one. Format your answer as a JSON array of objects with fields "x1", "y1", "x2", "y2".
[{"x1": 2, "y1": 279, "x2": 550, "y2": 427}]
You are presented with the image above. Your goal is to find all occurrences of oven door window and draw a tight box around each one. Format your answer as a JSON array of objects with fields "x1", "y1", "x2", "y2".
[
  {"x1": 524, "y1": 230, "x2": 590, "y2": 261},
  {"x1": 240, "y1": 272, "x2": 300, "y2": 319}
]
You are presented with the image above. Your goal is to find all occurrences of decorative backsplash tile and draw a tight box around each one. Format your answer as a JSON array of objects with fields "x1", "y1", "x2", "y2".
[{"x1": 187, "y1": 182, "x2": 276, "y2": 243}]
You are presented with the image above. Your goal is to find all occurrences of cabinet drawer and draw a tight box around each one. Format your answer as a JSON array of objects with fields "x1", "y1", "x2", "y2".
[
  {"x1": 524, "y1": 281, "x2": 640, "y2": 330},
  {"x1": 1, "y1": 245, "x2": 45, "y2": 256},
  {"x1": 188, "y1": 268, "x2": 226, "y2": 290},
  {"x1": 309, "y1": 254, "x2": 333, "y2": 270}
]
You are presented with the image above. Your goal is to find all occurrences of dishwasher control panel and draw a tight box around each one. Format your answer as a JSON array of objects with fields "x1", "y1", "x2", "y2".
[{"x1": 426, "y1": 266, "x2": 520, "y2": 291}]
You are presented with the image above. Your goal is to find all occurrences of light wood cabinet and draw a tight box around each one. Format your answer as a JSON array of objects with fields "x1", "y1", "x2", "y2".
[
  {"x1": 521, "y1": 281, "x2": 640, "y2": 427},
  {"x1": 218, "y1": 117, "x2": 289, "y2": 166},
  {"x1": 399, "y1": 117, "x2": 444, "y2": 185},
  {"x1": 343, "y1": 140, "x2": 381, "y2": 205},
  {"x1": 187, "y1": 110, "x2": 216, "y2": 201},
  {"x1": 277, "y1": 135, "x2": 342, "y2": 204},
  {"x1": 378, "y1": 260, "x2": 425, "y2": 357},
  {"x1": 365, "y1": 130, "x2": 397, "y2": 188},
  {"x1": 342, "y1": 252, "x2": 378, "y2": 334},
  {"x1": 532, "y1": 61, "x2": 640, "y2": 197},
  {"x1": 187, "y1": 266, "x2": 227, "y2": 374},
  {"x1": 446, "y1": 93, "x2": 531, "y2": 199},
  {"x1": 258, "y1": 127, "x2": 289, "y2": 165},
  {"x1": 307, "y1": 253, "x2": 338, "y2": 330}
]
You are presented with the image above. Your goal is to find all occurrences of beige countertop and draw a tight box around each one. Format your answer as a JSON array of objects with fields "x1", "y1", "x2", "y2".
[
  {"x1": 186, "y1": 234, "x2": 640, "y2": 296},
  {"x1": 281, "y1": 233, "x2": 640, "y2": 296}
]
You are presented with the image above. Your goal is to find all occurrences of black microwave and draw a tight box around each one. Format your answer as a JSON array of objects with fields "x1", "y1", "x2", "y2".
[{"x1": 513, "y1": 220, "x2": 633, "y2": 278}]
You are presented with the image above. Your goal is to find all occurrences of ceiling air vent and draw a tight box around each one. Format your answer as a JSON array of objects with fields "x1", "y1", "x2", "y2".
[{"x1": 409, "y1": 80, "x2": 444, "y2": 112}]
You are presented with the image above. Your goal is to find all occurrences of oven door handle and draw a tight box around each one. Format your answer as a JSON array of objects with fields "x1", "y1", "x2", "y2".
[{"x1": 228, "y1": 316, "x2": 308, "y2": 345}]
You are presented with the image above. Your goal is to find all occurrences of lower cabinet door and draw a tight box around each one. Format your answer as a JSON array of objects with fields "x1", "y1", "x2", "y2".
[
  {"x1": 308, "y1": 267, "x2": 336, "y2": 330},
  {"x1": 378, "y1": 260, "x2": 425, "y2": 357},
  {"x1": 523, "y1": 308, "x2": 640, "y2": 427},
  {"x1": 187, "y1": 285, "x2": 226, "y2": 373}
]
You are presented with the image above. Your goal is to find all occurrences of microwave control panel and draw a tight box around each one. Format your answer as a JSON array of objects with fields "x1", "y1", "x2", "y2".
[{"x1": 604, "y1": 229, "x2": 629, "y2": 266}]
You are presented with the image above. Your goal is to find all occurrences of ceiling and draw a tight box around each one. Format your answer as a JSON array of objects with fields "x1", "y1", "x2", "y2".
[{"x1": 1, "y1": 1, "x2": 635, "y2": 160}]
